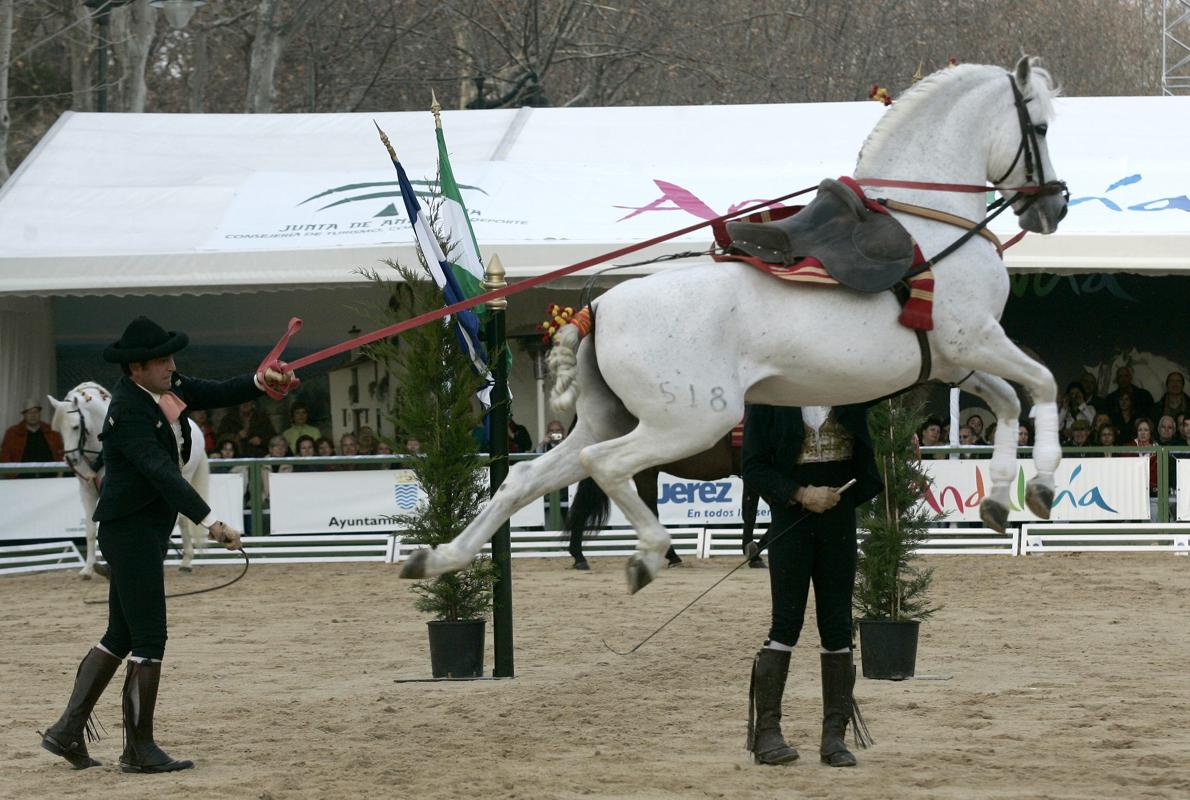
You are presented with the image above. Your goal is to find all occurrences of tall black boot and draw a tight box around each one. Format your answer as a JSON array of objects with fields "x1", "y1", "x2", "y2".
[
  {"x1": 119, "y1": 660, "x2": 194, "y2": 773},
  {"x1": 820, "y1": 651, "x2": 873, "y2": 767},
  {"x1": 745, "y1": 649, "x2": 799, "y2": 765},
  {"x1": 40, "y1": 647, "x2": 121, "y2": 769}
]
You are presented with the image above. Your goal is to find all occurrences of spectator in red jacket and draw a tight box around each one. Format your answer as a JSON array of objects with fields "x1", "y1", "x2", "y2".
[{"x1": 1, "y1": 399, "x2": 64, "y2": 477}]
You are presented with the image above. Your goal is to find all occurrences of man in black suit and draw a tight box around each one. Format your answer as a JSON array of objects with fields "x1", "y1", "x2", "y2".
[
  {"x1": 742, "y1": 403, "x2": 882, "y2": 769},
  {"x1": 40, "y1": 316, "x2": 293, "y2": 773}
]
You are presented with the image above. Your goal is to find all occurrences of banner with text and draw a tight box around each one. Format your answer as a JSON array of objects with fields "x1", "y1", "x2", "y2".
[
  {"x1": 571, "y1": 474, "x2": 773, "y2": 528},
  {"x1": 269, "y1": 470, "x2": 543, "y2": 534},
  {"x1": 0, "y1": 474, "x2": 245, "y2": 541},
  {"x1": 920, "y1": 458, "x2": 1150, "y2": 522}
]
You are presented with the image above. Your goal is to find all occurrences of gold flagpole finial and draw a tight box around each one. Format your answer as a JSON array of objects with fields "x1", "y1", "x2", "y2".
[
  {"x1": 373, "y1": 120, "x2": 397, "y2": 162},
  {"x1": 431, "y1": 89, "x2": 442, "y2": 130},
  {"x1": 484, "y1": 253, "x2": 508, "y2": 310}
]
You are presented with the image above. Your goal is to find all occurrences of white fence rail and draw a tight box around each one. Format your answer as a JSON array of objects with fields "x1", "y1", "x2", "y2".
[
  {"x1": 0, "y1": 541, "x2": 85, "y2": 575},
  {"x1": 6, "y1": 523, "x2": 1190, "y2": 577},
  {"x1": 1020, "y1": 523, "x2": 1190, "y2": 554}
]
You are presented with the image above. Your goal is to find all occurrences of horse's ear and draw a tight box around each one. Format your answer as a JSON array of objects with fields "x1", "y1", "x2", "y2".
[
  {"x1": 47, "y1": 395, "x2": 64, "y2": 410},
  {"x1": 1014, "y1": 56, "x2": 1032, "y2": 87}
]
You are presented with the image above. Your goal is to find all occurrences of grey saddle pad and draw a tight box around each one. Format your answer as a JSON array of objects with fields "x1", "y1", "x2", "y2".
[{"x1": 726, "y1": 178, "x2": 915, "y2": 292}]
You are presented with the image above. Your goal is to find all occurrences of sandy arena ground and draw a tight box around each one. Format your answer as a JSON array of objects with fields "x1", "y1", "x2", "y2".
[{"x1": 1, "y1": 553, "x2": 1188, "y2": 800}]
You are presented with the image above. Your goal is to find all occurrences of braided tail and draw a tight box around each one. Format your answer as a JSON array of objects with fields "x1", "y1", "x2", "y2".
[{"x1": 548, "y1": 325, "x2": 583, "y2": 414}]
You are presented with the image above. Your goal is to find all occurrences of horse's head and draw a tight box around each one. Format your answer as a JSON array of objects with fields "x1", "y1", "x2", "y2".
[
  {"x1": 990, "y1": 56, "x2": 1068, "y2": 235},
  {"x1": 51, "y1": 383, "x2": 109, "y2": 481}
]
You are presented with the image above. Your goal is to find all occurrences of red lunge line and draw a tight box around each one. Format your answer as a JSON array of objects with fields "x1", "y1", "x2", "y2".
[{"x1": 282, "y1": 186, "x2": 819, "y2": 373}]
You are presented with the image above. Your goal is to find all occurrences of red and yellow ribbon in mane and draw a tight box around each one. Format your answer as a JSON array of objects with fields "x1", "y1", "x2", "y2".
[
  {"x1": 869, "y1": 84, "x2": 892, "y2": 106},
  {"x1": 540, "y1": 304, "x2": 593, "y2": 342}
]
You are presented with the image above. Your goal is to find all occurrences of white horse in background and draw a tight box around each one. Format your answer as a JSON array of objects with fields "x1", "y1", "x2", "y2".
[
  {"x1": 48, "y1": 381, "x2": 211, "y2": 578},
  {"x1": 1085, "y1": 348, "x2": 1188, "y2": 405},
  {"x1": 401, "y1": 57, "x2": 1070, "y2": 593}
]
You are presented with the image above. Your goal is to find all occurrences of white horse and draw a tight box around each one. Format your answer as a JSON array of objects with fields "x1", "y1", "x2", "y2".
[
  {"x1": 401, "y1": 57, "x2": 1070, "y2": 593},
  {"x1": 48, "y1": 381, "x2": 211, "y2": 578}
]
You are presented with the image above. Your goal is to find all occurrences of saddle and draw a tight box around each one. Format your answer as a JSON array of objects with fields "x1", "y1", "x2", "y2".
[{"x1": 725, "y1": 178, "x2": 915, "y2": 292}]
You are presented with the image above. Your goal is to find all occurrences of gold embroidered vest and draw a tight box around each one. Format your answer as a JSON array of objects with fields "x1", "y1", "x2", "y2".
[{"x1": 797, "y1": 409, "x2": 854, "y2": 463}]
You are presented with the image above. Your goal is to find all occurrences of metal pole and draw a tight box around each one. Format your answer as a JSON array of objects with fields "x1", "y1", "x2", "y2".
[{"x1": 485, "y1": 254, "x2": 514, "y2": 678}]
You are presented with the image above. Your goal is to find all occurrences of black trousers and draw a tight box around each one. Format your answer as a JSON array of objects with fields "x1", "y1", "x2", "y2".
[
  {"x1": 766, "y1": 460, "x2": 857, "y2": 652},
  {"x1": 97, "y1": 499, "x2": 177, "y2": 661}
]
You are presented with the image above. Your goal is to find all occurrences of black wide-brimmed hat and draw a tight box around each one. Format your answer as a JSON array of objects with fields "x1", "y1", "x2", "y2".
[{"x1": 103, "y1": 316, "x2": 189, "y2": 364}]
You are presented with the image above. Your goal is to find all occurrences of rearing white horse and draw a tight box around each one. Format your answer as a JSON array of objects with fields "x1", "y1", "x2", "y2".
[
  {"x1": 401, "y1": 57, "x2": 1069, "y2": 593},
  {"x1": 48, "y1": 382, "x2": 211, "y2": 578}
]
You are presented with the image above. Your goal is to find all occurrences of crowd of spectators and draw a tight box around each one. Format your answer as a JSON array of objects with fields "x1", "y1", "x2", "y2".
[
  {"x1": 919, "y1": 367, "x2": 1190, "y2": 455},
  {"x1": 918, "y1": 367, "x2": 1190, "y2": 500}
]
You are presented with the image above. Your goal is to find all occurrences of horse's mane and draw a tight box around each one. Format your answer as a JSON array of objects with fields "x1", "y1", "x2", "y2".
[
  {"x1": 67, "y1": 381, "x2": 110, "y2": 400},
  {"x1": 858, "y1": 61, "x2": 1059, "y2": 167}
]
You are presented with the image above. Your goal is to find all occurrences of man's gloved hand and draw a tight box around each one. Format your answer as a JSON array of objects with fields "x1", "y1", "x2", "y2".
[
  {"x1": 793, "y1": 485, "x2": 841, "y2": 514},
  {"x1": 208, "y1": 521, "x2": 243, "y2": 550},
  {"x1": 262, "y1": 366, "x2": 296, "y2": 394}
]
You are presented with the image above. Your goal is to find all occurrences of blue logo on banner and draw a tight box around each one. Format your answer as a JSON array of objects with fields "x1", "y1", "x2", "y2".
[{"x1": 394, "y1": 484, "x2": 419, "y2": 510}]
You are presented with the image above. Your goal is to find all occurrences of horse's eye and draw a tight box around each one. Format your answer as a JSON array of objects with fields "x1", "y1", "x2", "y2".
[{"x1": 1033, "y1": 124, "x2": 1048, "y2": 136}]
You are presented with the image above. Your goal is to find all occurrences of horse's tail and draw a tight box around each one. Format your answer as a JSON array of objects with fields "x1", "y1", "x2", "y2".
[
  {"x1": 548, "y1": 322, "x2": 585, "y2": 414},
  {"x1": 545, "y1": 304, "x2": 592, "y2": 411},
  {"x1": 565, "y1": 477, "x2": 611, "y2": 542}
]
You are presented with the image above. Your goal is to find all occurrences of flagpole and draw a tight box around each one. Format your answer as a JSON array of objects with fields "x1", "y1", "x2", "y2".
[{"x1": 484, "y1": 252, "x2": 514, "y2": 679}]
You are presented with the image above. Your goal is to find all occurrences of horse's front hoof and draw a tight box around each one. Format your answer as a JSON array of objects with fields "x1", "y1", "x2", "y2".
[
  {"x1": 79, "y1": 572, "x2": 92, "y2": 581},
  {"x1": 626, "y1": 552, "x2": 664, "y2": 594},
  {"x1": 178, "y1": 565, "x2": 193, "y2": 574},
  {"x1": 93, "y1": 564, "x2": 110, "y2": 580},
  {"x1": 1025, "y1": 480, "x2": 1054, "y2": 519},
  {"x1": 400, "y1": 549, "x2": 430, "y2": 579},
  {"x1": 978, "y1": 498, "x2": 1009, "y2": 534},
  {"x1": 626, "y1": 558, "x2": 655, "y2": 594}
]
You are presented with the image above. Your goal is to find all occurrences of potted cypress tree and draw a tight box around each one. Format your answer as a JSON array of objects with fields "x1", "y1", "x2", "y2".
[
  {"x1": 854, "y1": 391, "x2": 941, "y2": 680},
  {"x1": 367, "y1": 259, "x2": 497, "y2": 679}
]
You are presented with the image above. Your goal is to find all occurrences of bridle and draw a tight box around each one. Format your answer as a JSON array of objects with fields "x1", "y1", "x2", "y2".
[
  {"x1": 858, "y1": 73, "x2": 1070, "y2": 276},
  {"x1": 64, "y1": 404, "x2": 103, "y2": 484}
]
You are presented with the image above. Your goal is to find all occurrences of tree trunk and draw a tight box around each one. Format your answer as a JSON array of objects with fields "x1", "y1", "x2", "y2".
[
  {"x1": 0, "y1": 0, "x2": 12, "y2": 185},
  {"x1": 246, "y1": 0, "x2": 282, "y2": 112},
  {"x1": 60, "y1": 0, "x2": 93, "y2": 111},
  {"x1": 116, "y1": 0, "x2": 157, "y2": 113},
  {"x1": 188, "y1": 26, "x2": 208, "y2": 113},
  {"x1": 246, "y1": 0, "x2": 316, "y2": 113}
]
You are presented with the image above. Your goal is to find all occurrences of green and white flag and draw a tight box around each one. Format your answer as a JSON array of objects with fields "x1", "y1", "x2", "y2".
[{"x1": 436, "y1": 125, "x2": 488, "y2": 322}]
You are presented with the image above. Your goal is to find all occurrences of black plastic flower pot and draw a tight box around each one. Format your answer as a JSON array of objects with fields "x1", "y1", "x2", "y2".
[
  {"x1": 427, "y1": 619, "x2": 486, "y2": 678},
  {"x1": 857, "y1": 619, "x2": 920, "y2": 680}
]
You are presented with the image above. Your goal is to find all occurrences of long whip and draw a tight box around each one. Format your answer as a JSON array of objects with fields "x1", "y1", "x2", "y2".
[{"x1": 601, "y1": 479, "x2": 857, "y2": 656}]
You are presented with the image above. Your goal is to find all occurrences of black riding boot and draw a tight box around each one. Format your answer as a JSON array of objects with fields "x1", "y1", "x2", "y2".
[
  {"x1": 820, "y1": 651, "x2": 873, "y2": 767},
  {"x1": 119, "y1": 660, "x2": 195, "y2": 773},
  {"x1": 40, "y1": 647, "x2": 121, "y2": 769},
  {"x1": 746, "y1": 649, "x2": 799, "y2": 765}
]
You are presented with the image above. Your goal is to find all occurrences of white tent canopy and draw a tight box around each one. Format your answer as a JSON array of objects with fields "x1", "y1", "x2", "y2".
[{"x1": 2, "y1": 95, "x2": 1190, "y2": 297}]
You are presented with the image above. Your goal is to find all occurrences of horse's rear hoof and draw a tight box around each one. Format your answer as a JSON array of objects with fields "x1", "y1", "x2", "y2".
[
  {"x1": 626, "y1": 557, "x2": 655, "y2": 594},
  {"x1": 1025, "y1": 480, "x2": 1054, "y2": 519},
  {"x1": 573, "y1": 560, "x2": 590, "y2": 571},
  {"x1": 79, "y1": 572, "x2": 92, "y2": 581},
  {"x1": 978, "y1": 498, "x2": 1009, "y2": 534},
  {"x1": 94, "y1": 564, "x2": 110, "y2": 580},
  {"x1": 178, "y1": 565, "x2": 193, "y2": 574},
  {"x1": 400, "y1": 549, "x2": 430, "y2": 579}
]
